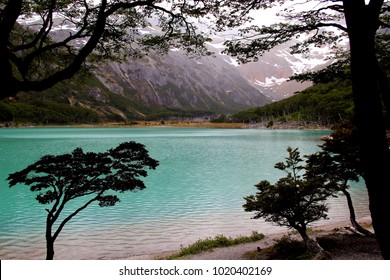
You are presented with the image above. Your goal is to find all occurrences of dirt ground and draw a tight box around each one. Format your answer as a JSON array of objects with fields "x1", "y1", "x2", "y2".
[{"x1": 315, "y1": 233, "x2": 382, "y2": 260}]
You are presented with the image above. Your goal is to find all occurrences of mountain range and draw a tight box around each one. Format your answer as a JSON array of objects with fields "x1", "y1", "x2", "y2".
[{"x1": 1, "y1": 17, "x2": 335, "y2": 123}]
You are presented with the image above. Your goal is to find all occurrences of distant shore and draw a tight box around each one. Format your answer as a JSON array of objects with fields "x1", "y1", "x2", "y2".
[{"x1": 1, "y1": 120, "x2": 332, "y2": 130}]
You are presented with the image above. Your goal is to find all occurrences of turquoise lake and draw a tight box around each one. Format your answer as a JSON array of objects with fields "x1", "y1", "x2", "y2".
[{"x1": 0, "y1": 127, "x2": 370, "y2": 259}]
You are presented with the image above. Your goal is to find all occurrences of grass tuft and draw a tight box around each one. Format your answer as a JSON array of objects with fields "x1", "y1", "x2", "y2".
[{"x1": 166, "y1": 231, "x2": 265, "y2": 259}]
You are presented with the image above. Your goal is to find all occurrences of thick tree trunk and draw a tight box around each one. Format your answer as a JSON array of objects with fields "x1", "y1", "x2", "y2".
[
  {"x1": 343, "y1": 0, "x2": 390, "y2": 259},
  {"x1": 0, "y1": 0, "x2": 22, "y2": 98}
]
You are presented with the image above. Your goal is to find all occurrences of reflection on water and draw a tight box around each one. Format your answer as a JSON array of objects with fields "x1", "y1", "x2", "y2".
[{"x1": 0, "y1": 127, "x2": 370, "y2": 259}]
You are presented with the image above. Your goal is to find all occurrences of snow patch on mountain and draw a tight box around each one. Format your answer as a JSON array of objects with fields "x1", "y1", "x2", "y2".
[{"x1": 254, "y1": 77, "x2": 288, "y2": 88}]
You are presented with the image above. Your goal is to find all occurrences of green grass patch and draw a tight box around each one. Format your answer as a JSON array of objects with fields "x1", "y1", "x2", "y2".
[{"x1": 166, "y1": 231, "x2": 265, "y2": 260}]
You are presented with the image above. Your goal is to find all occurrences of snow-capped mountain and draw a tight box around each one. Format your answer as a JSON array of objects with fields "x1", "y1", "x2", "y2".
[
  {"x1": 208, "y1": 36, "x2": 337, "y2": 101},
  {"x1": 17, "y1": 13, "x2": 336, "y2": 117}
]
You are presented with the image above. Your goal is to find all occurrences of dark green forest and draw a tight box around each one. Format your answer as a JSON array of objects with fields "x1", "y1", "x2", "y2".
[{"x1": 232, "y1": 79, "x2": 354, "y2": 126}]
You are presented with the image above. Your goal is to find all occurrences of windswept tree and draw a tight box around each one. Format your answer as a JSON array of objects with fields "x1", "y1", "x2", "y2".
[
  {"x1": 223, "y1": 0, "x2": 390, "y2": 259},
  {"x1": 7, "y1": 141, "x2": 159, "y2": 260},
  {"x1": 243, "y1": 147, "x2": 335, "y2": 254}
]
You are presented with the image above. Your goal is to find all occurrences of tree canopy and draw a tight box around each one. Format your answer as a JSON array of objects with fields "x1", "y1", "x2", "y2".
[
  {"x1": 1, "y1": 0, "x2": 282, "y2": 99},
  {"x1": 243, "y1": 147, "x2": 334, "y2": 254},
  {"x1": 223, "y1": 0, "x2": 389, "y2": 62},
  {"x1": 0, "y1": 0, "x2": 224, "y2": 98}
]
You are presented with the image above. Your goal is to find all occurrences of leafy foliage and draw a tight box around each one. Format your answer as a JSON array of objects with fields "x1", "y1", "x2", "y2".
[
  {"x1": 222, "y1": 0, "x2": 389, "y2": 73},
  {"x1": 243, "y1": 147, "x2": 335, "y2": 243},
  {"x1": 233, "y1": 29, "x2": 389, "y2": 126},
  {"x1": 0, "y1": 0, "x2": 245, "y2": 98},
  {"x1": 8, "y1": 141, "x2": 159, "y2": 205},
  {"x1": 305, "y1": 121, "x2": 376, "y2": 236},
  {"x1": 306, "y1": 121, "x2": 362, "y2": 185},
  {"x1": 223, "y1": 1, "x2": 349, "y2": 64}
]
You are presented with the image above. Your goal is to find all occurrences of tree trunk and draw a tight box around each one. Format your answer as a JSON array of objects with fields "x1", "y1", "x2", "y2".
[
  {"x1": 46, "y1": 218, "x2": 54, "y2": 260},
  {"x1": 46, "y1": 237, "x2": 55, "y2": 260},
  {"x1": 296, "y1": 227, "x2": 323, "y2": 254},
  {"x1": 343, "y1": 0, "x2": 390, "y2": 259},
  {"x1": 0, "y1": 0, "x2": 22, "y2": 98},
  {"x1": 341, "y1": 189, "x2": 374, "y2": 236}
]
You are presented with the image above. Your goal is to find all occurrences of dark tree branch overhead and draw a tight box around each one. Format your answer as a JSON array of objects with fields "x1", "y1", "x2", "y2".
[
  {"x1": 0, "y1": 0, "x2": 219, "y2": 99},
  {"x1": 222, "y1": 1, "x2": 350, "y2": 63},
  {"x1": 0, "y1": 0, "x2": 281, "y2": 99}
]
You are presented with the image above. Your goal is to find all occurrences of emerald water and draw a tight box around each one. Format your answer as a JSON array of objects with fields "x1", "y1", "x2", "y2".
[{"x1": 0, "y1": 127, "x2": 370, "y2": 259}]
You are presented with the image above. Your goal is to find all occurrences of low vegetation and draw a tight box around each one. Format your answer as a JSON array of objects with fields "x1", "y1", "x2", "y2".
[
  {"x1": 164, "y1": 224, "x2": 380, "y2": 260},
  {"x1": 165, "y1": 231, "x2": 265, "y2": 259}
]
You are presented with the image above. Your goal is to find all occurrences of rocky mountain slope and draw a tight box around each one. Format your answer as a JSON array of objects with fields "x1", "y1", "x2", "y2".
[
  {"x1": 83, "y1": 34, "x2": 334, "y2": 117},
  {"x1": 93, "y1": 45, "x2": 270, "y2": 115},
  {"x1": 4, "y1": 16, "x2": 335, "y2": 123}
]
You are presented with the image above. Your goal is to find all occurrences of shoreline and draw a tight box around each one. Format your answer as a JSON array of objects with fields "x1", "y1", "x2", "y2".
[
  {"x1": 1, "y1": 120, "x2": 332, "y2": 130},
  {"x1": 124, "y1": 216, "x2": 378, "y2": 260}
]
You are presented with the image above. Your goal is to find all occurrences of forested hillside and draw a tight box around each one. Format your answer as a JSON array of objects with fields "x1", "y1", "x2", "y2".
[
  {"x1": 232, "y1": 78, "x2": 354, "y2": 127},
  {"x1": 0, "y1": 74, "x2": 144, "y2": 124}
]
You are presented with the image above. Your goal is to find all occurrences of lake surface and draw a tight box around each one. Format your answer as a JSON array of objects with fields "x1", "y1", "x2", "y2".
[{"x1": 0, "y1": 127, "x2": 370, "y2": 259}]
